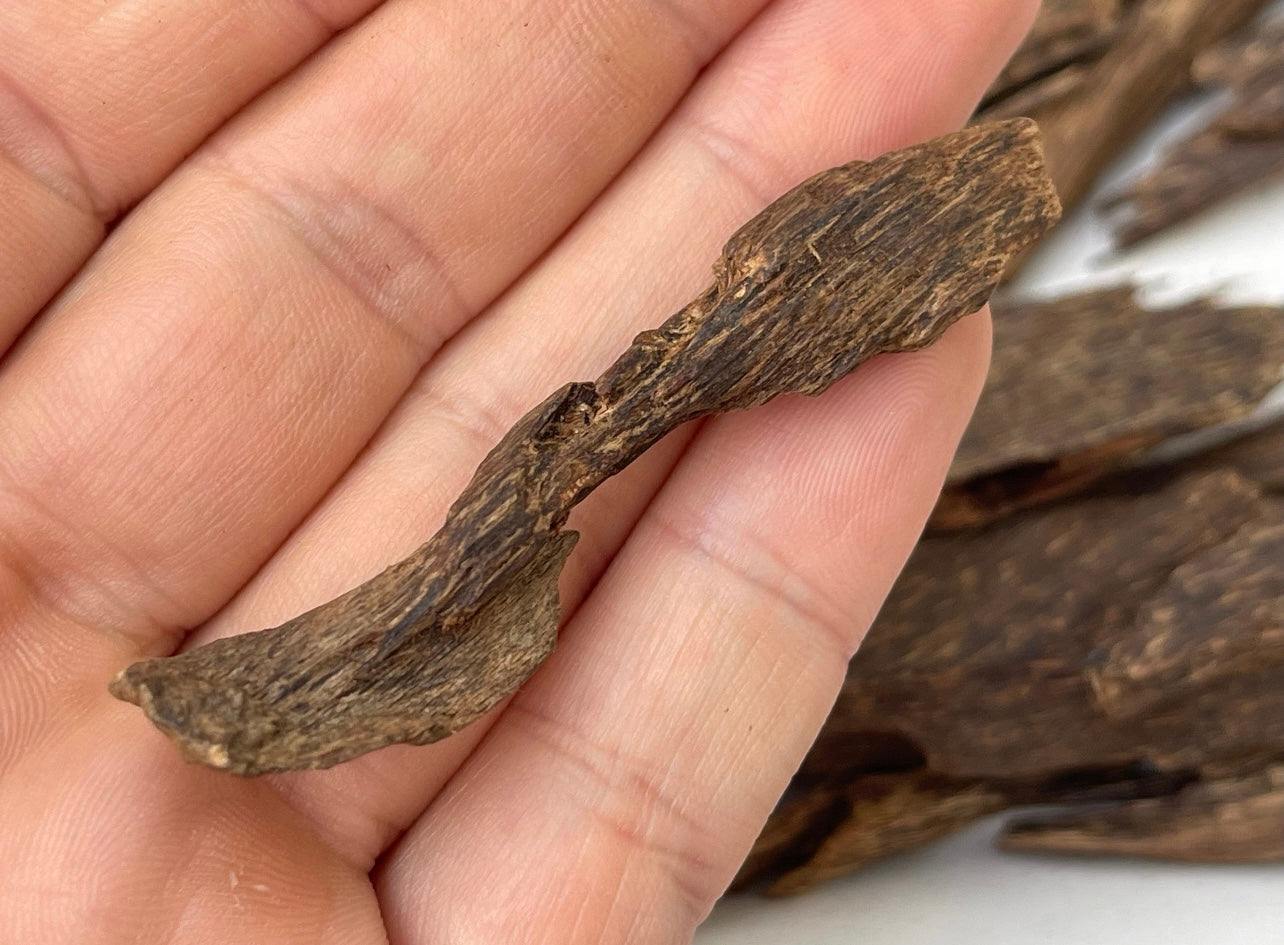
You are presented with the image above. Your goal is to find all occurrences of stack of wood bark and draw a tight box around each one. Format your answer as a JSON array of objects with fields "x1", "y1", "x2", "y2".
[{"x1": 739, "y1": 1, "x2": 1284, "y2": 896}]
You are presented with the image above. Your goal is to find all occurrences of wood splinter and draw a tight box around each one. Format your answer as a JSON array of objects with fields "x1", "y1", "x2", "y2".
[{"x1": 110, "y1": 119, "x2": 1060, "y2": 776}]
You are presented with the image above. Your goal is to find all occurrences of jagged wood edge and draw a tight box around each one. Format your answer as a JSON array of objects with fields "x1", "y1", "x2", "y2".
[
  {"x1": 1105, "y1": 16, "x2": 1284, "y2": 246},
  {"x1": 744, "y1": 472, "x2": 1284, "y2": 892},
  {"x1": 110, "y1": 120, "x2": 1060, "y2": 776},
  {"x1": 931, "y1": 286, "x2": 1284, "y2": 531},
  {"x1": 977, "y1": 0, "x2": 1270, "y2": 278}
]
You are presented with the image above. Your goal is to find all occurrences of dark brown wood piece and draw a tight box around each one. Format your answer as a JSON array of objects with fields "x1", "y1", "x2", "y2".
[
  {"x1": 754, "y1": 773, "x2": 1008, "y2": 897},
  {"x1": 1002, "y1": 767, "x2": 1284, "y2": 861},
  {"x1": 933, "y1": 286, "x2": 1284, "y2": 531},
  {"x1": 977, "y1": 0, "x2": 1270, "y2": 275},
  {"x1": 1185, "y1": 417, "x2": 1284, "y2": 492},
  {"x1": 819, "y1": 472, "x2": 1280, "y2": 783},
  {"x1": 744, "y1": 472, "x2": 1284, "y2": 892},
  {"x1": 1106, "y1": 17, "x2": 1284, "y2": 246},
  {"x1": 981, "y1": 0, "x2": 1122, "y2": 111},
  {"x1": 110, "y1": 120, "x2": 1060, "y2": 776}
]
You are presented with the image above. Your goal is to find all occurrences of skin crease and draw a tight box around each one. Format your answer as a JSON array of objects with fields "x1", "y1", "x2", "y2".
[{"x1": 0, "y1": 0, "x2": 1035, "y2": 941}]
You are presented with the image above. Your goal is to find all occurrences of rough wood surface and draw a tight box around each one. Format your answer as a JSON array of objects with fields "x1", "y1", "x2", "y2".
[
  {"x1": 977, "y1": 0, "x2": 1270, "y2": 274},
  {"x1": 981, "y1": 0, "x2": 1122, "y2": 110},
  {"x1": 1002, "y1": 767, "x2": 1284, "y2": 861},
  {"x1": 762, "y1": 773, "x2": 1008, "y2": 897},
  {"x1": 1186, "y1": 417, "x2": 1284, "y2": 491},
  {"x1": 109, "y1": 120, "x2": 1060, "y2": 776},
  {"x1": 1106, "y1": 16, "x2": 1284, "y2": 246},
  {"x1": 823, "y1": 472, "x2": 1279, "y2": 782},
  {"x1": 743, "y1": 471, "x2": 1284, "y2": 892},
  {"x1": 933, "y1": 286, "x2": 1284, "y2": 531}
]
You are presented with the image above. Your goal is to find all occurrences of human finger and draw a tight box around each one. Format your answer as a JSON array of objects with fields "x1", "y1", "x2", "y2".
[
  {"x1": 0, "y1": 0, "x2": 766, "y2": 767},
  {"x1": 378, "y1": 312, "x2": 992, "y2": 942},
  {"x1": 0, "y1": 0, "x2": 386, "y2": 349},
  {"x1": 187, "y1": 0, "x2": 1036, "y2": 894}
]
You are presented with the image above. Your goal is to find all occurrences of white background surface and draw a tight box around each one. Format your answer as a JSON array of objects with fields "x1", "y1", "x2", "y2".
[{"x1": 695, "y1": 6, "x2": 1284, "y2": 941}]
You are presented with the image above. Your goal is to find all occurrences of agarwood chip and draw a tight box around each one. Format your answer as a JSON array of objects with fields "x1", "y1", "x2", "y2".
[
  {"x1": 1001, "y1": 767, "x2": 1284, "y2": 862},
  {"x1": 977, "y1": 0, "x2": 1271, "y2": 276},
  {"x1": 981, "y1": 0, "x2": 1122, "y2": 110},
  {"x1": 110, "y1": 120, "x2": 1060, "y2": 776},
  {"x1": 808, "y1": 471, "x2": 1277, "y2": 785},
  {"x1": 1106, "y1": 17, "x2": 1284, "y2": 246},
  {"x1": 1090, "y1": 512, "x2": 1284, "y2": 721},
  {"x1": 761, "y1": 774, "x2": 1007, "y2": 897},
  {"x1": 733, "y1": 784, "x2": 850, "y2": 892},
  {"x1": 933, "y1": 286, "x2": 1284, "y2": 531},
  {"x1": 749, "y1": 475, "x2": 1284, "y2": 892},
  {"x1": 1186, "y1": 417, "x2": 1284, "y2": 491}
]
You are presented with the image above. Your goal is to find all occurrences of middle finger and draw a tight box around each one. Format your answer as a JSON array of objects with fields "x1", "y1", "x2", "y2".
[
  {"x1": 0, "y1": 0, "x2": 768, "y2": 765},
  {"x1": 191, "y1": 0, "x2": 1039, "y2": 871}
]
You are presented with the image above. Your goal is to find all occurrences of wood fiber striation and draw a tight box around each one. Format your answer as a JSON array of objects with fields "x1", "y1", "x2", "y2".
[
  {"x1": 976, "y1": 0, "x2": 1271, "y2": 275},
  {"x1": 111, "y1": 120, "x2": 1060, "y2": 776},
  {"x1": 934, "y1": 287, "x2": 1284, "y2": 530},
  {"x1": 1106, "y1": 16, "x2": 1284, "y2": 246}
]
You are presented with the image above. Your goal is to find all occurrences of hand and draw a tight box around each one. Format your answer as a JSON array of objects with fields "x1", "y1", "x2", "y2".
[{"x1": 0, "y1": 0, "x2": 1035, "y2": 940}]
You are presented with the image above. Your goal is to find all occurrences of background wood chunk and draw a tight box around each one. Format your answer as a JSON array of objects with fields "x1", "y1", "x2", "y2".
[
  {"x1": 759, "y1": 775, "x2": 1007, "y2": 897},
  {"x1": 1001, "y1": 767, "x2": 1284, "y2": 861},
  {"x1": 982, "y1": 0, "x2": 1122, "y2": 109},
  {"x1": 933, "y1": 287, "x2": 1284, "y2": 530},
  {"x1": 1187, "y1": 418, "x2": 1284, "y2": 490},
  {"x1": 1107, "y1": 17, "x2": 1284, "y2": 246},
  {"x1": 977, "y1": 0, "x2": 1270, "y2": 276},
  {"x1": 744, "y1": 473, "x2": 1284, "y2": 892},
  {"x1": 740, "y1": 0, "x2": 1284, "y2": 901},
  {"x1": 821, "y1": 472, "x2": 1278, "y2": 781}
]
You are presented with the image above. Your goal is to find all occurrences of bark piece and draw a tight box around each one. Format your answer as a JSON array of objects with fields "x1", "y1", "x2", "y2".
[
  {"x1": 978, "y1": 0, "x2": 1270, "y2": 275},
  {"x1": 1107, "y1": 17, "x2": 1284, "y2": 246},
  {"x1": 1001, "y1": 767, "x2": 1284, "y2": 861},
  {"x1": 933, "y1": 287, "x2": 1284, "y2": 531},
  {"x1": 109, "y1": 120, "x2": 1061, "y2": 776}
]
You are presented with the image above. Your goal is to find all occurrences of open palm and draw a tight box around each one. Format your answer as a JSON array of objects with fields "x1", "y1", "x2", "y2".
[{"x1": 1, "y1": 0, "x2": 1034, "y2": 940}]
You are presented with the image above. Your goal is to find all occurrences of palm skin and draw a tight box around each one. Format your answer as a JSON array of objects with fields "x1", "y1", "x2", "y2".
[{"x1": 0, "y1": 0, "x2": 1035, "y2": 941}]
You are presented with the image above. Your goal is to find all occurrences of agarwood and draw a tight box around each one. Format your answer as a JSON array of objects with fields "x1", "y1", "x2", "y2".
[
  {"x1": 932, "y1": 287, "x2": 1284, "y2": 530},
  {"x1": 977, "y1": 0, "x2": 1270, "y2": 274},
  {"x1": 819, "y1": 471, "x2": 1279, "y2": 782},
  {"x1": 110, "y1": 120, "x2": 1060, "y2": 776},
  {"x1": 1001, "y1": 766, "x2": 1284, "y2": 861},
  {"x1": 981, "y1": 0, "x2": 1122, "y2": 111},
  {"x1": 1106, "y1": 16, "x2": 1284, "y2": 246},
  {"x1": 748, "y1": 772, "x2": 1009, "y2": 896},
  {"x1": 743, "y1": 470, "x2": 1284, "y2": 893},
  {"x1": 1185, "y1": 417, "x2": 1284, "y2": 492}
]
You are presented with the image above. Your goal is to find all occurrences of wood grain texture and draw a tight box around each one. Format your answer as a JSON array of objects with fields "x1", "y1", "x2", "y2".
[
  {"x1": 981, "y1": 0, "x2": 1122, "y2": 110},
  {"x1": 757, "y1": 773, "x2": 1008, "y2": 896},
  {"x1": 932, "y1": 286, "x2": 1284, "y2": 531},
  {"x1": 1002, "y1": 767, "x2": 1284, "y2": 861},
  {"x1": 1106, "y1": 16, "x2": 1284, "y2": 246},
  {"x1": 820, "y1": 472, "x2": 1279, "y2": 783},
  {"x1": 977, "y1": 0, "x2": 1270, "y2": 275},
  {"x1": 110, "y1": 120, "x2": 1060, "y2": 776},
  {"x1": 744, "y1": 471, "x2": 1284, "y2": 891}
]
